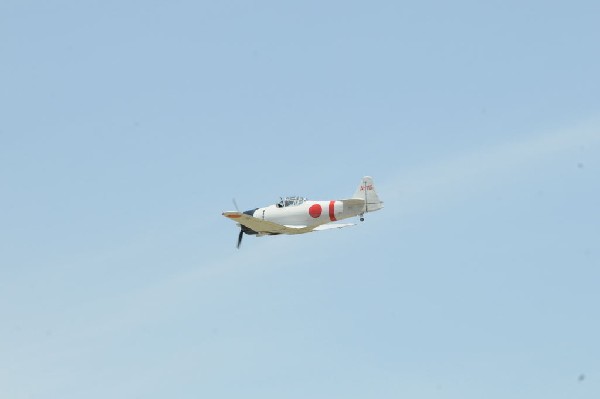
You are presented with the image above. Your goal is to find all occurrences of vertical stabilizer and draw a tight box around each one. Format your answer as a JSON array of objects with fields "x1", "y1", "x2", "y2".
[{"x1": 352, "y1": 176, "x2": 384, "y2": 212}]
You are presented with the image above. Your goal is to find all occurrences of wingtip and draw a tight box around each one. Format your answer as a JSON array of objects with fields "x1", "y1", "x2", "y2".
[{"x1": 223, "y1": 211, "x2": 242, "y2": 219}]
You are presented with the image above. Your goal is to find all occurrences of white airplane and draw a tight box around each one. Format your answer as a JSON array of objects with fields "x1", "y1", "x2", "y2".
[{"x1": 223, "y1": 176, "x2": 384, "y2": 248}]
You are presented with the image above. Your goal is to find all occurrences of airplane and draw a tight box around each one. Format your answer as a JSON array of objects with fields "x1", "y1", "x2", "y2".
[{"x1": 223, "y1": 176, "x2": 384, "y2": 248}]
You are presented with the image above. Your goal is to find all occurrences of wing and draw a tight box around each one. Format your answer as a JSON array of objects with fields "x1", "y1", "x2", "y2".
[
  {"x1": 222, "y1": 212, "x2": 313, "y2": 235},
  {"x1": 223, "y1": 212, "x2": 354, "y2": 235}
]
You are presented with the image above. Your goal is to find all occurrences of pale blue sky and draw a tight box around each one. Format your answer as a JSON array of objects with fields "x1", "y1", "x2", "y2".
[{"x1": 1, "y1": 1, "x2": 599, "y2": 398}]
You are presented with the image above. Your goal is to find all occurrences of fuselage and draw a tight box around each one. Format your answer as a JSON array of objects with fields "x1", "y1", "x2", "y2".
[{"x1": 246, "y1": 199, "x2": 363, "y2": 229}]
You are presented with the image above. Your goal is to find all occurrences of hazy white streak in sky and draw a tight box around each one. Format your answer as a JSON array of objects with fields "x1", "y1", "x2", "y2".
[{"x1": 382, "y1": 117, "x2": 600, "y2": 217}]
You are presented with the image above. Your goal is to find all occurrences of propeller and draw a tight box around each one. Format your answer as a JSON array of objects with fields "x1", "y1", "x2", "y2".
[
  {"x1": 233, "y1": 198, "x2": 244, "y2": 249},
  {"x1": 237, "y1": 229, "x2": 244, "y2": 249}
]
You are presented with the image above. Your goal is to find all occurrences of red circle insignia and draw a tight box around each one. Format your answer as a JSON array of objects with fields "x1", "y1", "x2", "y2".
[{"x1": 309, "y1": 204, "x2": 322, "y2": 218}]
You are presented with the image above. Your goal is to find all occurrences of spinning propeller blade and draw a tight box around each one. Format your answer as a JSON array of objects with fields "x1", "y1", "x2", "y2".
[
  {"x1": 237, "y1": 229, "x2": 244, "y2": 249},
  {"x1": 233, "y1": 198, "x2": 244, "y2": 248}
]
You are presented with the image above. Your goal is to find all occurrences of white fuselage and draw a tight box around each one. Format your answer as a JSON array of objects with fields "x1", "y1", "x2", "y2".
[{"x1": 249, "y1": 200, "x2": 364, "y2": 228}]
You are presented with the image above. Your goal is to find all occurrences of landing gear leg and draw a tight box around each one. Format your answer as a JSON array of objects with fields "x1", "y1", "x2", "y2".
[{"x1": 359, "y1": 213, "x2": 364, "y2": 222}]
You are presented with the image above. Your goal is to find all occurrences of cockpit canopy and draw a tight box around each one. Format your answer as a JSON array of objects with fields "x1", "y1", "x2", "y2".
[{"x1": 276, "y1": 196, "x2": 307, "y2": 208}]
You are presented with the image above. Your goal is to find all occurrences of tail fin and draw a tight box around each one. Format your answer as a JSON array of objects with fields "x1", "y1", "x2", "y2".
[{"x1": 352, "y1": 176, "x2": 384, "y2": 212}]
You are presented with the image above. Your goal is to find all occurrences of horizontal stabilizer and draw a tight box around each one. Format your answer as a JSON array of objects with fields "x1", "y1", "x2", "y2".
[{"x1": 313, "y1": 223, "x2": 355, "y2": 231}]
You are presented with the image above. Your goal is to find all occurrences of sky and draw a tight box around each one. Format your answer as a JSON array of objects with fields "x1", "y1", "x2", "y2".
[{"x1": 1, "y1": 1, "x2": 599, "y2": 398}]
